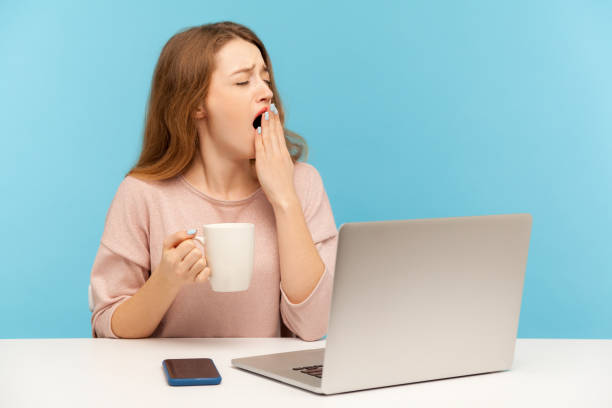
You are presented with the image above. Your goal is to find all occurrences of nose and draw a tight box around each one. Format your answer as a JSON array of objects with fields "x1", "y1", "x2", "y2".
[{"x1": 256, "y1": 77, "x2": 273, "y2": 103}]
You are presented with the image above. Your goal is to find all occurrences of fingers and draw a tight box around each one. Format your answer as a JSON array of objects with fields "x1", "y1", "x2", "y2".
[
  {"x1": 195, "y1": 266, "x2": 212, "y2": 283},
  {"x1": 187, "y1": 257, "x2": 208, "y2": 281},
  {"x1": 260, "y1": 107, "x2": 277, "y2": 153},
  {"x1": 256, "y1": 103, "x2": 287, "y2": 156},
  {"x1": 175, "y1": 239, "x2": 199, "y2": 261},
  {"x1": 181, "y1": 246, "x2": 205, "y2": 268},
  {"x1": 162, "y1": 229, "x2": 212, "y2": 284},
  {"x1": 269, "y1": 104, "x2": 285, "y2": 152},
  {"x1": 179, "y1": 247, "x2": 207, "y2": 280},
  {"x1": 163, "y1": 230, "x2": 196, "y2": 251}
]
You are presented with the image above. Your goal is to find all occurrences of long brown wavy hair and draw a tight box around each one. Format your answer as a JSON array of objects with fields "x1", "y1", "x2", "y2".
[{"x1": 127, "y1": 21, "x2": 308, "y2": 181}]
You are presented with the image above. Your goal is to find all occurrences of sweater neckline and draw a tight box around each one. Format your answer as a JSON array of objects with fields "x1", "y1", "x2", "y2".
[{"x1": 179, "y1": 175, "x2": 263, "y2": 206}]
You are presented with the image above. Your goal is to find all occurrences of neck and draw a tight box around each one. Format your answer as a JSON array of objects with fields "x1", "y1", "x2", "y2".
[{"x1": 183, "y1": 143, "x2": 259, "y2": 201}]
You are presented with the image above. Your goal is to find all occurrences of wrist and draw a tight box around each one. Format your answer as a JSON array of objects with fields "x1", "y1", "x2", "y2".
[
  {"x1": 271, "y1": 193, "x2": 300, "y2": 213},
  {"x1": 151, "y1": 268, "x2": 184, "y2": 294}
]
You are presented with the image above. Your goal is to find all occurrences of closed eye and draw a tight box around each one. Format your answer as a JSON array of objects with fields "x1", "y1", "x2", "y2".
[{"x1": 237, "y1": 80, "x2": 272, "y2": 86}]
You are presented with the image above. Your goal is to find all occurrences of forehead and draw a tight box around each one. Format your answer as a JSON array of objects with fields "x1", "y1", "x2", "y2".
[{"x1": 214, "y1": 38, "x2": 265, "y2": 74}]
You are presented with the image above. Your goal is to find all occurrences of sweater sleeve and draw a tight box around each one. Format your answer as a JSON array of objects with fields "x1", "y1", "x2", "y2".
[
  {"x1": 280, "y1": 164, "x2": 338, "y2": 341},
  {"x1": 90, "y1": 177, "x2": 151, "y2": 338}
]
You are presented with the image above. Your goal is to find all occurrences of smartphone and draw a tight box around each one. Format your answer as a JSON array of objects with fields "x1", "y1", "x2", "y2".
[{"x1": 162, "y1": 358, "x2": 222, "y2": 386}]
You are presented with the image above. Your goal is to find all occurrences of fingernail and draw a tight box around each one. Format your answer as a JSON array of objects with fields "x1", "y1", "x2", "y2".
[
  {"x1": 257, "y1": 126, "x2": 261, "y2": 134},
  {"x1": 264, "y1": 111, "x2": 269, "y2": 120},
  {"x1": 271, "y1": 103, "x2": 277, "y2": 113},
  {"x1": 187, "y1": 228, "x2": 196, "y2": 235}
]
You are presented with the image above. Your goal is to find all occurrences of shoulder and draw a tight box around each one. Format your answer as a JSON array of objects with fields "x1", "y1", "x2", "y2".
[
  {"x1": 104, "y1": 175, "x2": 179, "y2": 229},
  {"x1": 292, "y1": 162, "x2": 337, "y2": 235},
  {"x1": 111, "y1": 175, "x2": 148, "y2": 204},
  {"x1": 110, "y1": 175, "x2": 178, "y2": 212},
  {"x1": 117, "y1": 174, "x2": 177, "y2": 197},
  {"x1": 293, "y1": 161, "x2": 328, "y2": 208},
  {"x1": 293, "y1": 161, "x2": 325, "y2": 191}
]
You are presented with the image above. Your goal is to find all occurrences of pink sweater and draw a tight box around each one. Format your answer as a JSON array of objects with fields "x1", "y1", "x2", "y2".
[{"x1": 90, "y1": 162, "x2": 338, "y2": 341}]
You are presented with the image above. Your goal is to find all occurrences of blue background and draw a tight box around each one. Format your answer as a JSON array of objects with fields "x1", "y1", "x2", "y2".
[{"x1": 1, "y1": 1, "x2": 610, "y2": 338}]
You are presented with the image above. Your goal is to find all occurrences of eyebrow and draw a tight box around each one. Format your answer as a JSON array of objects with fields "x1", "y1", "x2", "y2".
[{"x1": 230, "y1": 64, "x2": 269, "y2": 76}]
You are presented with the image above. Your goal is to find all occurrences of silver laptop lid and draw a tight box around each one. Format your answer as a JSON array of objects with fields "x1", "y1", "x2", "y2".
[{"x1": 321, "y1": 214, "x2": 532, "y2": 394}]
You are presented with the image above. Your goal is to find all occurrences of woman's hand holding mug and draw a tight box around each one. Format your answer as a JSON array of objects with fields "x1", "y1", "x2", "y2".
[{"x1": 155, "y1": 229, "x2": 211, "y2": 289}]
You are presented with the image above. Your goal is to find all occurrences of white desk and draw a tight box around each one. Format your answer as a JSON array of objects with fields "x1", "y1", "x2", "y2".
[{"x1": 1, "y1": 338, "x2": 611, "y2": 407}]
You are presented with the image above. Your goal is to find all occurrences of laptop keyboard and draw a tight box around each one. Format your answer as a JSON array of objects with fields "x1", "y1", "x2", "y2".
[{"x1": 292, "y1": 364, "x2": 323, "y2": 378}]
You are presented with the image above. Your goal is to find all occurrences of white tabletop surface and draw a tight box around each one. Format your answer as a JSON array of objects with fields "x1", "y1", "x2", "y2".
[{"x1": 1, "y1": 338, "x2": 611, "y2": 407}]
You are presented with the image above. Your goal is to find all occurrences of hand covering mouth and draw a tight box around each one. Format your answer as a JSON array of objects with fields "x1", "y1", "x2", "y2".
[{"x1": 252, "y1": 107, "x2": 269, "y2": 129}]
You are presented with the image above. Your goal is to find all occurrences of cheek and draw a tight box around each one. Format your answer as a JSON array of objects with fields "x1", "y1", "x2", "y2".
[
  {"x1": 208, "y1": 107, "x2": 244, "y2": 135},
  {"x1": 220, "y1": 105, "x2": 248, "y2": 132},
  {"x1": 205, "y1": 93, "x2": 252, "y2": 144}
]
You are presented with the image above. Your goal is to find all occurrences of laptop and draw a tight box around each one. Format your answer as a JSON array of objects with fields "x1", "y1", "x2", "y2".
[{"x1": 231, "y1": 213, "x2": 532, "y2": 395}]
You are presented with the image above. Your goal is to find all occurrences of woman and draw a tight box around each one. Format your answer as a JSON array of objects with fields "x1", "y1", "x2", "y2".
[{"x1": 90, "y1": 21, "x2": 338, "y2": 341}]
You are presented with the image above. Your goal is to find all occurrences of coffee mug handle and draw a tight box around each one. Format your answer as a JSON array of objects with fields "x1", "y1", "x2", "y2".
[{"x1": 193, "y1": 233, "x2": 206, "y2": 247}]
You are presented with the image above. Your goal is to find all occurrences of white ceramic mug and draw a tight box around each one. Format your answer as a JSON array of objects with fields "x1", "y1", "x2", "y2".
[{"x1": 193, "y1": 223, "x2": 254, "y2": 292}]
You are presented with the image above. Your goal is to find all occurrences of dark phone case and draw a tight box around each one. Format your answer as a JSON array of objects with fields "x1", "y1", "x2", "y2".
[{"x1": 162, "y1": 358, "x2": 222, "y2": 386}]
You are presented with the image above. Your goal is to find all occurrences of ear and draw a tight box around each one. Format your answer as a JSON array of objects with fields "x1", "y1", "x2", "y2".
[{"x1": 193, "y1": 104, "x2": 206, "y2": 120}]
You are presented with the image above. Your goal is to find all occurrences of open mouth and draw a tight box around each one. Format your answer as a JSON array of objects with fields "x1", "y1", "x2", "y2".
[
  {"x1": 252, "y1": 107, "x2": 269, "y2": 129},
  {"x1": 252, "y1": 113, "x2": 263, "y2": 129}
]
